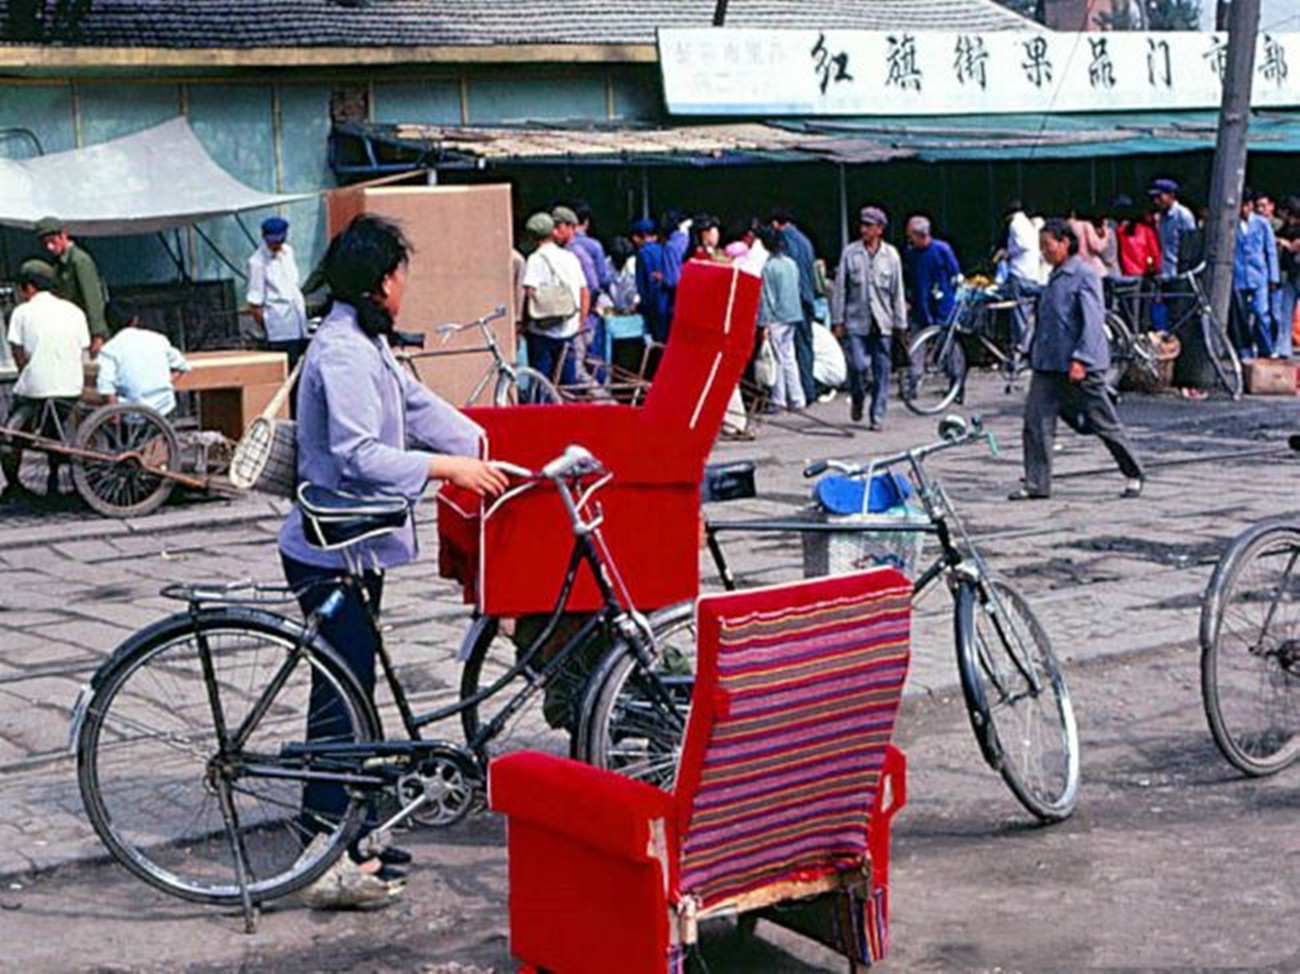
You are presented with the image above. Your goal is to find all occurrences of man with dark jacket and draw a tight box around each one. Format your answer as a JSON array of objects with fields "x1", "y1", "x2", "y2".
[
  {"x1": 36, "y1": 215, "x2": 107, "y2": 353},
  {"x1": 1010, "y1": 219, "x2": 1145, "y2": 502}
]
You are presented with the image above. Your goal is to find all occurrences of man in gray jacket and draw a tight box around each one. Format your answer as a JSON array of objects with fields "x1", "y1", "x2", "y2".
[
  {"x1": 831, "y1": 206, "x2": 907, "y2": 430},
  {"x1": 1010, "y1": 218, "x2": 1145, "y2": 501}
]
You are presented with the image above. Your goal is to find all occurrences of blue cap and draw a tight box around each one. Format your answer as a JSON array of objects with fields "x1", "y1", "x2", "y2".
[
  {"x1": 1147, "y1": 178, "x2": 1180, "y2": 196},
  {"x1": 629, "y1": 217, "x2": 655, "y2": 235},
  {"x1": 261, "y1": 216, "x2": 289, "y2": 242}
]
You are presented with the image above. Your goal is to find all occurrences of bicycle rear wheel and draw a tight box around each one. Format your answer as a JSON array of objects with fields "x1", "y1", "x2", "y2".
[
  {"x1": 956, "y1": 577, "x2": 1079, "y2": 822},
  {"x1": 1201, "y1": 312, "x2": 1244, "y2": 400},
  {"x1": 1102, "y1": 311, "x2": 1134, "y2": 391},
  {"x1": 1200, "y1": 522, "x2": 1300, "y2": 776},
  {"x1": 577, "y1": 601, "x2": 697, "y2": 789},
  {"x1": 459, "y1": 614, "x2": 603, "y2": 761},
  {"x1": 901, "y1": 326, "x2": 967, "y2": 416},
  {"x1": 76, "y1": 611, "x2": 376, "y2": 905},
  {"x1": 495, "y1": 366, "x2": 562, "y2": 406}
]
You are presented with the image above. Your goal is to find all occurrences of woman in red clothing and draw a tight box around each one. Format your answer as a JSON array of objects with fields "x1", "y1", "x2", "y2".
[{"x1": 1116, "y1": 205, "x2": 1162, "y2": 333}]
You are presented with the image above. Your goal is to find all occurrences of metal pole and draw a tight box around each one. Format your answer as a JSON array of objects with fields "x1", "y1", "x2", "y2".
[
  {"x1": 640, "y1": 167, "x2": 651, "y2": 220},
  {"x1": 837, "y1": 164, "x2": 849, "y2": 254},
  {"x1": 1204, "y1": 0, "x2": 1261, "y2": 339}
]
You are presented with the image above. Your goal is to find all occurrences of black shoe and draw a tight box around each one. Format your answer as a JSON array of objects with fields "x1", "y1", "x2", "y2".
[
  {"x1": 868, "y1": 422, "x2": 883, "y2": 432},
  {"x1": 1007, "y1": 488, "x2": 1050, "y2": 501},
  {"x1": 1121, "y1": 478, "x2": 1144, "y2": 499},
  {"x1": 376, "y1": 845, "x2": 413, "y2": 867},
  {"x1": 850, "y1": 401, "x2": 864, "y2": 423}
]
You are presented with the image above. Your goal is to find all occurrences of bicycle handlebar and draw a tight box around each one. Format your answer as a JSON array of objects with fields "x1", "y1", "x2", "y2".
[
  {"x1": 803, "y1": 414, "x2": 996, "y2": 479},
  {"x1": 434, "y1": 305, "x2": 508, "y2": 339},
  {"x1": 488, "y1": 445, "x2": 605, "y2": 484}
]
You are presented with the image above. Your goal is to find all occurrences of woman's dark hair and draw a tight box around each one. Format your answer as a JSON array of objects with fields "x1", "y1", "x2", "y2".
[
  {"x1": 757, "y1": 225, "x2": 784, "y2": 254},
  {"x1": 1040, "y1": 217, "x2": 1079, "y2": 255},
  {"x1": 323, "y1": 215, "x2": 412, "y2": 338},
  {"x1": 608, "y1": 235, "x2": 635, "y2": 270}
]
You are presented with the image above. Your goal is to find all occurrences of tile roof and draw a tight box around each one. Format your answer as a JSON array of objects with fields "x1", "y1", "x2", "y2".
[{"x1": 11, "y1": 1, "x2": 1035, "y2": 49}]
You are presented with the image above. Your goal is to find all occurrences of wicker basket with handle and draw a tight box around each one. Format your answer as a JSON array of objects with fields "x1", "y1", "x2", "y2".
[{"x1": 228, "y1": 358, "x2": 303, "y2": 497}]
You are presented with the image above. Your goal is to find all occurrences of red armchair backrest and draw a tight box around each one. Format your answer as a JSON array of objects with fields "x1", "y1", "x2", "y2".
[
  {"x1": 671, "y1": 569, "x2": 912, "y2": 912},
  {"x1": 641, "y1": 260, "x2": 759, "y2": 459}
]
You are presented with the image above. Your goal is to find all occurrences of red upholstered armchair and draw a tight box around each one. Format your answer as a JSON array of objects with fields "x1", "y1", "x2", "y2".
[
  {"x1": 490, "y1": 569, "x2": 912, "y2": 973},
  {"x1": 436, "y1": 260, "x2": 759, "y2": 616}
]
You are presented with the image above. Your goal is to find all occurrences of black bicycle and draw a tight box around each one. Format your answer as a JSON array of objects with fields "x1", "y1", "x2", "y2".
[
  {"x1": 71, "y1": 446, "x2": 682, "y2": 924},
  {"x1": 1108, "y1": 263, "x2": 1243, "y2": 400},
  {"x1": 580, "y1": 416, "x2": 1081, "y2": 823},
  {"x1": 904, "y1": 278, "x2": 1133, "y2": 415},
  {"x1": 1200, "y1": 440, "x2": 1300, "y2": 776}
]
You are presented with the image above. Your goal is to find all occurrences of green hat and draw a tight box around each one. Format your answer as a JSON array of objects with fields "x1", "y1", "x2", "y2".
[
  {"x1": 34, "y1": 216, "x2": 64, "y2": 238},
  {"x1": 19, "y1": 258, "x2": 55, "y2": 277},
  {"x1": 525, "y1": 211, "x2": 555, "y2": 239},
  {"x1": 551, "y1": 206, "x2": 578, "y2": 226}
]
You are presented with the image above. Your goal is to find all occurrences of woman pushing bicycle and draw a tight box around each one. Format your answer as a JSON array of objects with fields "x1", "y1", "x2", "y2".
[{"x1": 278, "y1": 215, "x2": 506, "y2": 909}]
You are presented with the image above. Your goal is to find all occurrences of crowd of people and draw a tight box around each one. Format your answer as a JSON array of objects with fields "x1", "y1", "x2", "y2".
[
  {"x1": 0, "y1": 214, "x2": 314, "y2": 502},
  {"x1": 508, "y1": 177, "x2": 1300, "y2": 443}
]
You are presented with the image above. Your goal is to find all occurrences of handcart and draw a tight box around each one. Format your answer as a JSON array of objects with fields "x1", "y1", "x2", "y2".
[{"x1": 0, "y1": 398, "x2": 235, "y2": 517}]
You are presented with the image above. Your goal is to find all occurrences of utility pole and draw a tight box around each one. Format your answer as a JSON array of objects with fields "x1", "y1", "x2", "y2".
[{"x1": 1194, "y1": 0, "x2": 1260, "y2": 388}]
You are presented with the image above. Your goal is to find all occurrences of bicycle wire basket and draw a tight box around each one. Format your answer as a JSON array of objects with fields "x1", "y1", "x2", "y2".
[{"x1": 800, "y1": 469, "x2": 928, "y2": 579}]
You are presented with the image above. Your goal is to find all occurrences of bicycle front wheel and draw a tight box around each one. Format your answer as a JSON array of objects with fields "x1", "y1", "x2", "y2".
[
  {"x1": 1200, "y1": 522, "x2": 1300, "y2": 776},
  {"x1": 956, "y1": 577, "x2": 1080, "y2": 822},
  {"x1": 77, "y1": 610, "x2": 376, "y2": 905},
  {"x1": 494, "y1": 366, "x2": 562, "y2": 406},
  {"x1": 1201, "y1": 312, "x2": 1244, "y2": 400},
  {"x1": 458, "y1": 614, "x2": 605, "y2": 761},
  {"x1": 902, "y1": 326, "x2": 967, "y2": 416},
  {"x1": 1102, "y1": 311, "x2": 1134, "y2": 391},
  {"x1": 577, "y1": 601, "x2": 697, "y2": 789}
]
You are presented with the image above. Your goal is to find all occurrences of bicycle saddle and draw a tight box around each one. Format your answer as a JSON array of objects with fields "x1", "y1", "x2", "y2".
[
  {"x1": 298, "y1": 483, "x2": 410, "y2": 550},
  {"x1": 390, "y1": 330, "x2": 426, "y2": 350}
]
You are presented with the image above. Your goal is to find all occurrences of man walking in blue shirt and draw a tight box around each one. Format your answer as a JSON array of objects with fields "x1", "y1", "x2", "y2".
[{"x1": 904, "y1": 216, "x2": 962, "y2": 330}]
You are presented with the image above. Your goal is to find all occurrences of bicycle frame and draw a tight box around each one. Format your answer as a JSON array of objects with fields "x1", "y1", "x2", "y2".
[{"x1": 398, "y1": 308, "x2": 514, "y2": 407}]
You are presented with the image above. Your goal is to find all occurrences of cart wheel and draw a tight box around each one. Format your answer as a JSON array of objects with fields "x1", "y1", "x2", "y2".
[{"x1": 71, "y1": 403, "x2": 179, "y2": 518}]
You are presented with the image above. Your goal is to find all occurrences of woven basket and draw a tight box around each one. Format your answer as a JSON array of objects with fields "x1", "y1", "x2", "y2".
[
  {"x1": 227, "y1": 358, "x2": 302, "y2": 497},
  {"x1": 801, "y1": 507, "x2": 927, "y2": 579}
]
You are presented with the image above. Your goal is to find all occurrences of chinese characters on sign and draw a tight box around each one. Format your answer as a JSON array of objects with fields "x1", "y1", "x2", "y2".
[
  {"x1": 954, "y1": 35, "x2": 990, "y2": 90},
  {"x1": 659, "y1": 29, "x2": 1300, "y2": 116},
  {"x1": 1022, "y1": 36, "x2": 1053, "y2": 89},
  {"x1": 1089, "y1": 38, "x2": 1116, "y2": 90},
  {"x1": 886, "y1": 34, "x2": 923, "y2": 91},
  {"x1": 810, "y1": 32, "x2": 853, "y2": 95}
]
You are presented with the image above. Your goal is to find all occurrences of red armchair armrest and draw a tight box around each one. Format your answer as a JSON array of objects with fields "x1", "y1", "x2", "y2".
[{"x1": 489, "y1": 752, "x2": 676, "y2": 862}]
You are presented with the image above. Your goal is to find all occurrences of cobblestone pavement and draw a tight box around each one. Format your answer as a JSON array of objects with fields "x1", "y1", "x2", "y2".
[{"x1": 1, "y1": 372, "x2": 1297, "y2": 886}]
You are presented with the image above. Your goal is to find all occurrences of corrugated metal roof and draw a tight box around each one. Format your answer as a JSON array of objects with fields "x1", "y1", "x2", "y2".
[
  {"x1": 9, "y1": 1, "x2": 1034, "y2": 49},
  {"x1": 334, "y1": 120, "x2": 911, "y2": 170}
]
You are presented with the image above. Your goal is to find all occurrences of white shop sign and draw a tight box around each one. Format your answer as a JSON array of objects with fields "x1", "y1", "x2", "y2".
[{"x1": 658, "y1": 29, "x2": 1299, "y2": 116}]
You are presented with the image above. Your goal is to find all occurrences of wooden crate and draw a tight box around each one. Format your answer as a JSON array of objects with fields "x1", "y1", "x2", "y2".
[{"x1": 1244, "y1": 359, "x2": 1297, "y2": 396}]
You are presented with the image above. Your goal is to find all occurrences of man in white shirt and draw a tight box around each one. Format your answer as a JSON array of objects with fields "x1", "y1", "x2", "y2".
[
  {"x1": 95, "y1": 302, "x2": 191, "y2": 416},
  {"x1": 3, "y1": 260, "x2": 90, "y2": 499},
  {"x1": 1004, "y1": 200, "x2": 1045, "y2": 367},
  {"x1": 521, "y1": 211, "x2": 588, "y2": 387},
  {"x1": 247, "y1": 216, "x2": 309, "y2": 368}
]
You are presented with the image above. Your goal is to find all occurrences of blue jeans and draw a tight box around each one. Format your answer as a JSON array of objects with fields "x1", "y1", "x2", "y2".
[
  {"x1": 1232, "y1": 288, "x2": 1274, "y2": 358},
  {"x1": 1273, "y1": 282, "x2": 1296, "y2": 359},
  {"x1": 282, "y1": 554, "x2": 384, "y2": 829},
  {"x1": 845, "y1": 330, "x2": 892, "y2": 426},
  {"x1": 1009, "y1": 276, "x2": 1043, "y2": 354},
  {"x1": 526, "y1": 332, "x2": 577, "y2": 386}
]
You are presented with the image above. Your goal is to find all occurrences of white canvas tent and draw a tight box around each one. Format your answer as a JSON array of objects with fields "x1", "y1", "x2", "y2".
[{"x1": 0, "y1": 117, "x2": 306, "y2": 236}]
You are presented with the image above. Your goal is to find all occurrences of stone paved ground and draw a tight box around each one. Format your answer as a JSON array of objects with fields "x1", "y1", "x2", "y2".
[{"x1": 0, "y1": 372, "x2": 1297, "y2": 884}]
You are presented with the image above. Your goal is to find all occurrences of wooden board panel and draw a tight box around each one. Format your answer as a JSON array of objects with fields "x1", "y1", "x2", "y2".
[{"x1": 326, "y1": 184, "x2": 515, "y2": 406}]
